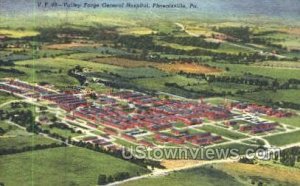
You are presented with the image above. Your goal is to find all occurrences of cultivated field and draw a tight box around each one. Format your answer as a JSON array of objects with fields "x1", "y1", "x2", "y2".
[{"x1": 92, "y1": 57, "x2": 221, "y2": 74}]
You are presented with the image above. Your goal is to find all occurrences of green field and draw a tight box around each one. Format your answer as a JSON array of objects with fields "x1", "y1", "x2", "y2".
[
  {"x1": 0, "y1": 92, "x2": 19, "y2": 105},
  {"x1": 263, "y1": 115, "x2": 300, "y2": 128},
  {"x1": 264, "y1": 130, "x2": 300, "y2": 146},
  {"x1": 40, "y1": 125, "x2": 80, "y2": 138},
  {"x1": 210, "y1": 62, "x2": 300, "y2": 81},
  {"x1": 199, "y1": 125, "x2": 248, "y2": 139},
  {"x1": 123, "y1": 165, "x2": 242, "y2": 186},
  {"x1": 241, "y1": 90, "x2": 300, "y2": 105},
  {"x1": 0, "y1": 121, "x2": 31, "y2": 136},
  {"x1": 7, "y1": 57, "x2": 121, "y2": 88},
  {"x1": 0, "y1": 121, "x2": 58, "y2": 150},
  {"x1": 0, "y1": 134, "x2": 58, "y2": 150},
  {"x1": 0, "y1": 147, "x2": 149, "y2": 186},
  {"x1": 217, "y1": 42, "x2": 256, "y2": 54}
]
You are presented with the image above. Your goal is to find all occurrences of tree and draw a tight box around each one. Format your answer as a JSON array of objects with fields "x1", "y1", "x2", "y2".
[
  {"x1": 113, "y1": 172, "x2": 130, "y2": 181},
  {"x1": 107, "y1": 175, "x2": 114, "y2": 183},
  {"x1": 97, "y1": 174, "x2": 107, "y2": 185},
  {"x1": 50, "y1": 116, "x2": 57, "y2": 123}
]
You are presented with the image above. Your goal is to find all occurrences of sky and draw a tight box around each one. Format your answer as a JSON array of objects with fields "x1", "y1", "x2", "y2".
[{"x1": 0, "y1": 0, "x2": 299, "y2": 22}]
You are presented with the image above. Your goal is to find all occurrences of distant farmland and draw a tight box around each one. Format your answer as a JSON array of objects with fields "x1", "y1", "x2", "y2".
[{"x1": 92, "y1": 57, "x2": 221, "y2": 74}]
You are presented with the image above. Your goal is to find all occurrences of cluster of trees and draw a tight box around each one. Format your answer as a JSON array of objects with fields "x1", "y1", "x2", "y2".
[
  {"x1": 165, "y1": 82, "x2": 226, "y2": 97},
  {"x1": 273, "y1": 101, "x2": 300, "y2": 110},
  {"x1": 0, "y1": 67, "x2": 25, "y2": 75},
  {"x1": 179, "y1": 71, "x2": 272, "y2": 87},
  {"x1": 49, "y1": 122, "x2": 81, "y2": 134},
  {"x1": 213, "y1": 26, "x2": 251, "y2": 42},
  {"x1": 180, "y1": 71, "x2": 300, "y2": 92},
  {"x1": 0, "y1": 127, "x2": 5, "y2": 135},
  {"x1": 0, "y1": 59, "x2": 15, "y2": 66},
  {"x1": 0, "y1": 143, "x2": 65, "y2": 156},
  {"x1": 116, "y1": 35, "x2": 271, "y2": 63},
  {"x1": 274, "y1": 146, "x2": 300, "y2": 167},
  {"x1": 97, "y1": 172, "x2": 131, "y2": 185},
  {"x1": 10, "y1": 102, "x2": 28, "y2": 109},
  {"x1": 0, "y1": 107, "x2": 69, "y2": 143},
  {"x1": 206, "y1": 74, "x2": 270, "y2": 86},
  {"x1": 161, "y1": 36, "x2": 220, "y2": 49},
  {"x1": 0, "y1": 110, "x2": 35, "y2": 127},
  {"x1": 68, "y1": 66, "x2": 86, "y2": 86},
  {"x1": 238, "y1": 157, "x2": 255, "y2": 164},
  {"x1": 35, "y1": 69, "x2": 62, "y2": 74},
  {"x1": 36, "y1": 25, "x2": 119, "y2": 43},
  {"x1": 251, "y1": 37, "x2": 287, "y2": 50},
  {"x1": 280, "y1": 79, "x2": 300, "y2": 89},
  {"x1": 96, "y1": 78, "x2": 146, "y2": 94},
  {"x1": 69, "y1": 139, "x2": 164, "y2": 170}
]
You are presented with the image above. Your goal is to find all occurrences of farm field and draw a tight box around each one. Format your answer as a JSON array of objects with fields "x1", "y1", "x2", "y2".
[
  {"x1": 92, "y1": 57, "x2": 221, "y2": 74},
  {"x1": 209, "y1": 62, "x2": 300, "y2": 81},
  {"x1": 0, "y1": 29, "x2": 39, "y2": 38},
  {"x1": 156, "y1": 63, "x2": 221, "y2": 74},
  {"x1": 0, "y1": 147, "x2": 149, "y2": 186},
  {"x1": 132, "y1": 75, "x2": 201, "y2": 91}
]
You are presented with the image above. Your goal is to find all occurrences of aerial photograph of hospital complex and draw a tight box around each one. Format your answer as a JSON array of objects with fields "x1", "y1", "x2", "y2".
[{"x1": 0, "y1": 0, "x2": 300, "y2": 185}]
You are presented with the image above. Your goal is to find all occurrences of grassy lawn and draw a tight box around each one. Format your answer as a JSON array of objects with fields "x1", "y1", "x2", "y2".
[
  {"x1": 0, "y1": 121, "x2": 30, "y2": 136},
  {"x1": 264, "y1": 130, "x2": 300, "y2": 146},
  {"x1": 123, "y1": 165, "x2": 242, "y2": 186},
  {"x1": 0, "y1": 135, "x2": 58, "y2": 150},
  {"x1": 40, "y1": 125, "x2": 80, "y2": 138},
  {"x1": 0, "y1": 147, "x2": 149, "y2": 186},
  {"x1": 0, "y1": 121, "x2": 58, "y2": 149},
  {"x1": 0, "y1": 121, "x2": 58, "y2": 150},
  {"x1": 199, "y1": 125, "x2": 248, "y2": 140},
  {"x1": 263, "y1": 115, "x2": 300, "y2": 128},
  {"x1": 114, "y1": 138, "x2": 139, "y2": 149},
  {"x1": 173, "y1": 122, "x2": 186, "y2": 128}
]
